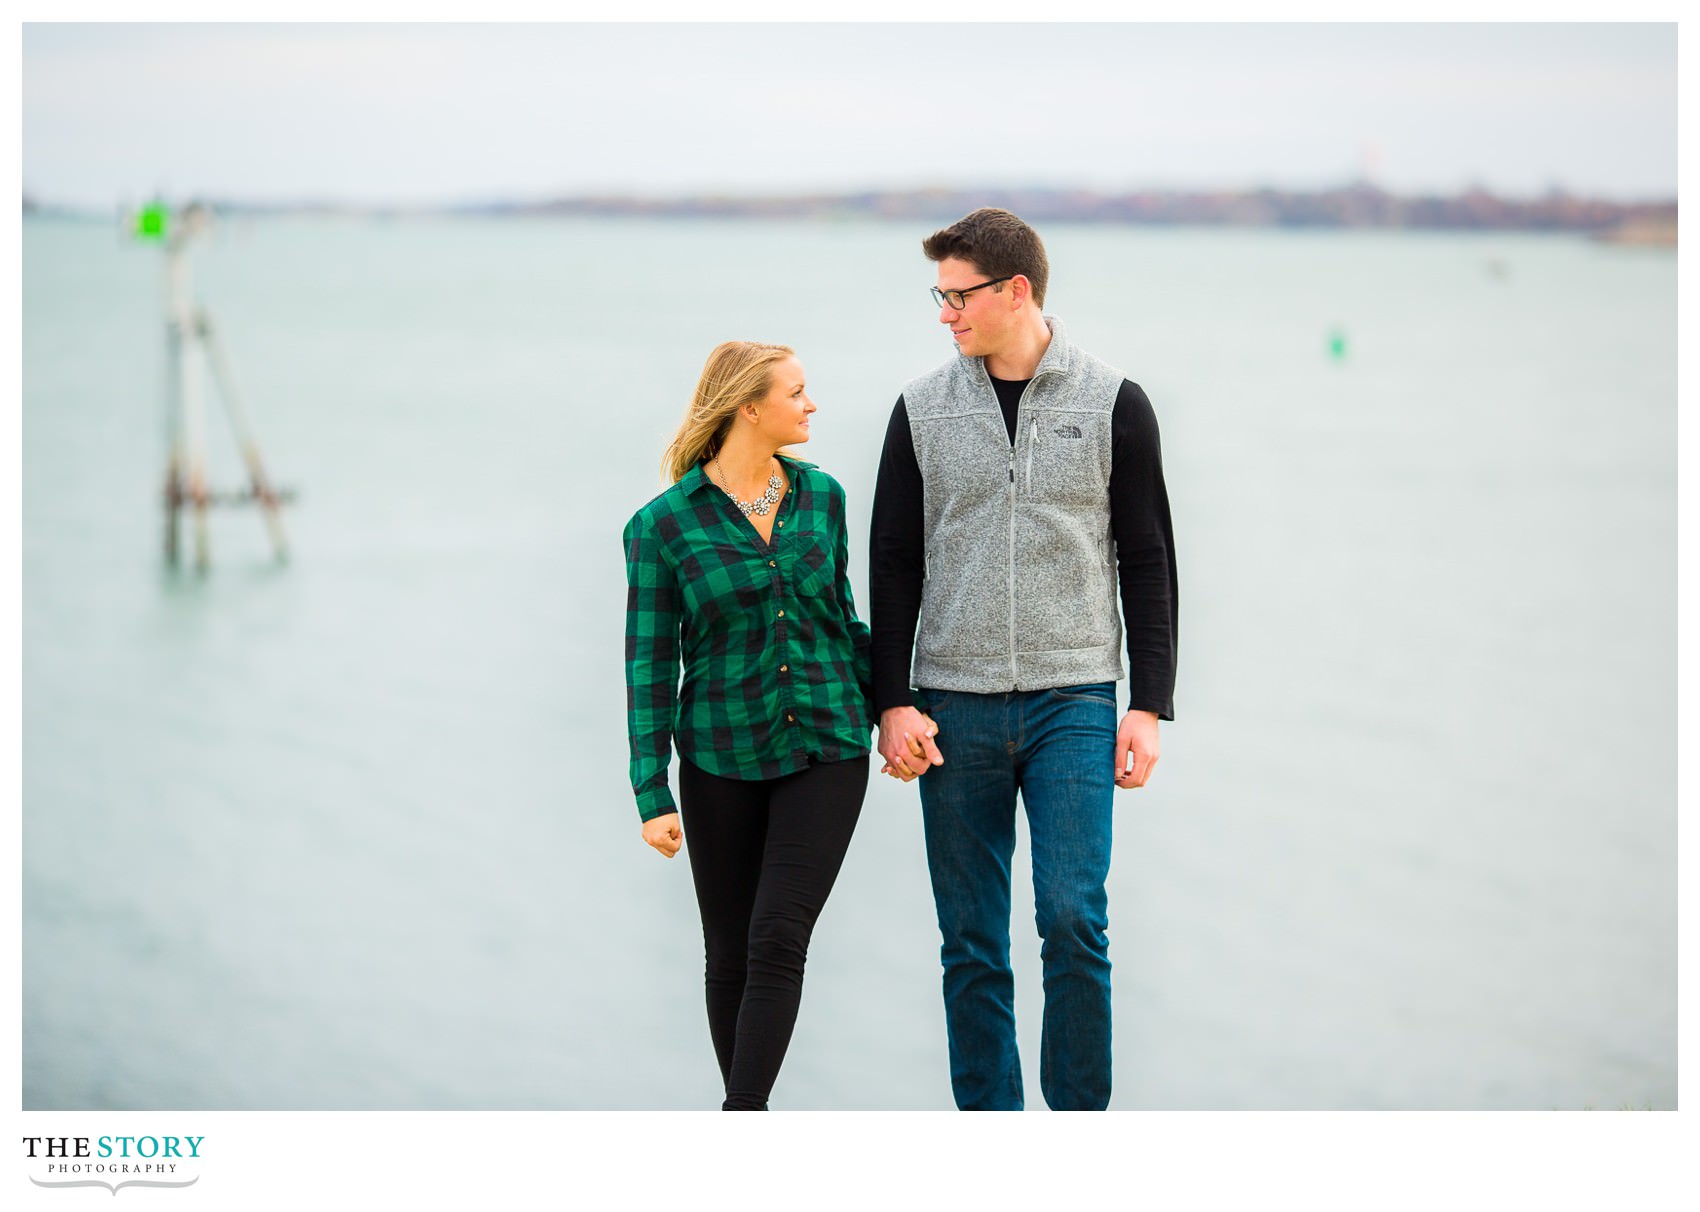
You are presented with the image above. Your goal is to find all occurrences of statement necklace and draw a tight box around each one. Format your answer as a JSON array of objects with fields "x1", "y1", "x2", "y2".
[{"x1": 714, "y1": 456, "x2": 784, "y2": 517}]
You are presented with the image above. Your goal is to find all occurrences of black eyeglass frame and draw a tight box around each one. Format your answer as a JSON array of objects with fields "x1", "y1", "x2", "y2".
[{"x1": 930, "y1": 276, "x2": 1014, "y2": 310}]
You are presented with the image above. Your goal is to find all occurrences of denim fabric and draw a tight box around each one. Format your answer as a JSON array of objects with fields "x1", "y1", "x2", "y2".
[{"x1": 916, "y1": 682, "x2": 1116, "y2": 1110}]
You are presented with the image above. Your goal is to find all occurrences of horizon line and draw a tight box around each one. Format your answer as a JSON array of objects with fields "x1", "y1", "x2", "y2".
[{"x1": 21, "y1": 179, "x2": 1681, "y2": 216}]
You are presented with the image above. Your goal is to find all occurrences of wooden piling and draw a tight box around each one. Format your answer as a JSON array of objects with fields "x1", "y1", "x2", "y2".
[{"x1": 154, "y1": 202, "x2": 294, "y2": 571}]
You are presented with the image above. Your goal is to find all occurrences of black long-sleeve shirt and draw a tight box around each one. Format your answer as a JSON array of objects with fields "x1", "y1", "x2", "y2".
[{"x1": 869, "y1": 375, "x2": 1177, "y2": 718}]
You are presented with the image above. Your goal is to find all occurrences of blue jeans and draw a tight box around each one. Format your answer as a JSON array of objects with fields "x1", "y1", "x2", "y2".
[{"x1": 916, "y1": 682, "x2": 1117, "y2": 1111}]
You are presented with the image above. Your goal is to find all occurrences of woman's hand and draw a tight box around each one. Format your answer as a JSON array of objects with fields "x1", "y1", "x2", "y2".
[{"x1": 643, "y1": 813, "x2": 683, "y2": 858}]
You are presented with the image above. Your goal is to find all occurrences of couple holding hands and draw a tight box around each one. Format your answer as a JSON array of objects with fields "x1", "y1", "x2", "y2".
[{"x1": 623, "y1": 207, "x2": 1178, "y2": 1111}]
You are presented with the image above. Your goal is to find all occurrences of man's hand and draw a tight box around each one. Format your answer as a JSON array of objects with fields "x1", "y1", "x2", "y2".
[
  {"x1": 878, "y1": 705, "x2": 944, "y2": 781},
  {"x1": 1115, "y1": 710, "x2": 1160, "y2": 789},
  {"x1": 642, "y1": 812, "x2": 683, "y2": 858}
]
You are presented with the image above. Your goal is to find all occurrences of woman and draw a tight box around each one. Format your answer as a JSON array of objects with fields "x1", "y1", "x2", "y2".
[{"x1": 623, "y1": 341, "x2": 930, "y2": 1110}]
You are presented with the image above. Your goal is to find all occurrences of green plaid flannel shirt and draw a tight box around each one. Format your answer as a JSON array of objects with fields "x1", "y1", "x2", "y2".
[{"x1": 624, "y1": 456, "x2": 873, "y2": 821}]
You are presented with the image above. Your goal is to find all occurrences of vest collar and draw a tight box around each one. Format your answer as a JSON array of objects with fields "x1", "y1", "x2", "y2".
[{"x1": 968, "y1": 313, "x2": 1074, "y2": 381}]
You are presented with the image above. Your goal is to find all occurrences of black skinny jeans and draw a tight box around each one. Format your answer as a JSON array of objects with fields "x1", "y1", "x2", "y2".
[{"x1": 678, "y1": 754, "x2": 867, "y2": 1110}]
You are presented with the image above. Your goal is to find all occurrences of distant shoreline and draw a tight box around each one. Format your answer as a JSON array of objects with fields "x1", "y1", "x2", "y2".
[{"x1": 22, "y1": 184, "x2": 1678, "y2": 243}]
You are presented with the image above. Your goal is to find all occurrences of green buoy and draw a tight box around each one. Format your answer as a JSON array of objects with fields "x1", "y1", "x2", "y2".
[{"x1": 134, "y1": 202, "x2": 168, "y2": 241}]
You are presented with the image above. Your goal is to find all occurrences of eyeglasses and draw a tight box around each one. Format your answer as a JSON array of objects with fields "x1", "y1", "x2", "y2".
[{"x1": 930, "y1": 276, "x2": 1013, "y2": 310}]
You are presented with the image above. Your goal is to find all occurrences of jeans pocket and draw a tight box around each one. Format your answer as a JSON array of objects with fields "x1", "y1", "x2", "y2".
[
  {"x1": 917, "y1": 690, "x2": 953, "y2": 714},
  {"x1": 1048, "y1": 683, "x2": 1116, "y2": 707}
]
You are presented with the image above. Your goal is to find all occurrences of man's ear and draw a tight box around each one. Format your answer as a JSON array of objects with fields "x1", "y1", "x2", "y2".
[{"x1": 1008, "y1": 274, "x2": 1031, "y2": 308}]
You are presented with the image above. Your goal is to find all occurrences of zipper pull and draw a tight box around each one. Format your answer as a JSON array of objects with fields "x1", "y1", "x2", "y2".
[{"x1": 1007, "y1": 446, "x2": 1014, "y2": 483}]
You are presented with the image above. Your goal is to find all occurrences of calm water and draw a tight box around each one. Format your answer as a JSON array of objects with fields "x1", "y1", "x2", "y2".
[{"x1": 22, "y1": 215, "x2": 1675, "y2": 1109}]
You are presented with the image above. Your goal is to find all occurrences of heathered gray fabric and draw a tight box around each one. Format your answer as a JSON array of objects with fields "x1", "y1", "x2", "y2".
[{"x1": 906, "y1": 315, "x2": 1126, "y2": 693}]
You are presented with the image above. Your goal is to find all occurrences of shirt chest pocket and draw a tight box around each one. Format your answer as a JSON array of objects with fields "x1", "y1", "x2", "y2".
[{"x1": 788, "y1": 538, "x2": 837, "y2": 602}]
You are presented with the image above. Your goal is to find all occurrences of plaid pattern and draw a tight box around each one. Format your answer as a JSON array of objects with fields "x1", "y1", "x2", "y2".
[{"x1": 624, "y1": 455, "x2": 873, "y2": 821}]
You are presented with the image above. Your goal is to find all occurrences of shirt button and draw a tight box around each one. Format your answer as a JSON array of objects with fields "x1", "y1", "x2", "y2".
[
  {"x1": 777, "y1": 521, "x2": 784, "y2": 527},
  {"x1": 769, "y1": 560, "x2": 776, "y2": 567},
  {"x1": 777, "y1": 610, "x2": 785, "y2": 618},
  {"x1": 786, "y1": 713, "x2": 795, "y2": 723},
  {"x1": 780, "y1": 665, "x2": 788, "y2": 672}
]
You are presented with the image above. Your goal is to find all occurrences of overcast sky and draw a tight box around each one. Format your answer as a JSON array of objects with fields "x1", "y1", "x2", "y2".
[{"x1": 21, "y1": 21, "x2": 1678, "y2": 207}]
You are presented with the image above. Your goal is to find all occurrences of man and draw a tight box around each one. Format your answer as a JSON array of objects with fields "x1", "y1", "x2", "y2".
[{"x1": 869, "y1": 208, "x2": 1177, "y2": 1111}]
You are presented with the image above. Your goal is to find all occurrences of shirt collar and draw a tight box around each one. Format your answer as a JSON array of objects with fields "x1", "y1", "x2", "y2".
[
  {"x1": 679, "y1": 459, "x2": 716, "y2": 499},
  {"x1": 683, "y1": 452, "x2": 814, "y2": 499}
]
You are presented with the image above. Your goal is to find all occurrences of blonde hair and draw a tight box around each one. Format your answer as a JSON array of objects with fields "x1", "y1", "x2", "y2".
[{"x1": 662, "y1": 341, "x2": 795, "y2": 484}]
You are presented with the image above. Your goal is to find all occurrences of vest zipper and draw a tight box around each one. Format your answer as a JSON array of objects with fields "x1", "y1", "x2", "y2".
[
  {"x1": 1008, "y1": 440, "x2": 1018, "y2": 688},
  {"x1": 1009, "y1": 371, "x2": 1050, "y2": 690},
  {"x1": 987, "y1": 359, "x2": 1055, "y2": 693}
]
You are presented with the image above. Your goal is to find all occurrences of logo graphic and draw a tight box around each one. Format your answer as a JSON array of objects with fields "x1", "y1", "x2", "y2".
[
  {"x1": 1053, "y1": 424, "x2": 1083, "y2": 438},
  {"x1": 22, "y1": 1135, "x2": 203, "y2": 1196},
  {"x1": 30, "y1": 1176, "x2": 200, "y2": 1195}
]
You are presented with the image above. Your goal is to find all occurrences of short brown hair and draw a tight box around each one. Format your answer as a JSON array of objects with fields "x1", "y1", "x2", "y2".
[{"x1": 921, "y1": 208, "x2": 1049, "y2": 308}]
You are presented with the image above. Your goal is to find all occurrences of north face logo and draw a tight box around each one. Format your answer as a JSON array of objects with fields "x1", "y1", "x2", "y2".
[{"x1": 1053, "y1": 425, "x2": 1083, "y2": 438}]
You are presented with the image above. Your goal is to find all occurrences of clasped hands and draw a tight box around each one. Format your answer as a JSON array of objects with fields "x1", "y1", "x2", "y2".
[{"x1": 878, "y1": 705, "x2": 944, "y2": 782}]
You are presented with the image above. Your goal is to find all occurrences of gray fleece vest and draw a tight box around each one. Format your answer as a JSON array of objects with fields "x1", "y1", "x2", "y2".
[{"x1": 906, "y1": 315, "x2": 1126, "y2": 694}]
